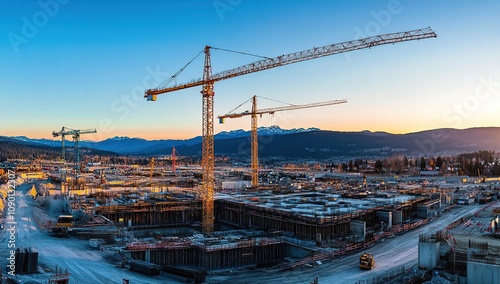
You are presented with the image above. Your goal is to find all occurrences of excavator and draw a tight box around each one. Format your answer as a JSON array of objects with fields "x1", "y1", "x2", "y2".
[{"x1": 359, "y1": 252, "x2": 375, "y2": 270}]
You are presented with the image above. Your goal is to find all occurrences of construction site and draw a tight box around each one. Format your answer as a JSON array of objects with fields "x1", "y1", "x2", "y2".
[
  {"x1": 68, "y1": 184, "x2": 429, "y2": 268},
  {"x1": 2, "y1": 26, "x2": 500, "y2": 284},
  {"x1": 4, "y1": 157, "x2": 500, "y2": 283}
]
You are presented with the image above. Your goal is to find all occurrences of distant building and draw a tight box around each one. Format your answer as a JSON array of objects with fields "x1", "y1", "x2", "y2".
[
  {"x1": 222, "y1": 180, "x2": 251, "y2": 190},
  {"x1": 419, "y1": 170, "x2": 440, "y2": 176},
  {"x1": 20, "y1": 172, "x2": 45, "y2": 179}
]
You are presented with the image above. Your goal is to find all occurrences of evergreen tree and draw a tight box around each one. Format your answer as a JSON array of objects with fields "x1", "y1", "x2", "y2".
[
  {"x1": 436, "y1": 156, "x2": 443, "y2": 169},
  {"x1": 375, "y1": 160, "x2": 383, "y2": 173},
  {"x1": 420, "y1": 157, "x2": 426, "y2": 170}
]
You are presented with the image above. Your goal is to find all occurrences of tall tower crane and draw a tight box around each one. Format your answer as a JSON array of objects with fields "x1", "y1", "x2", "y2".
[
  {"x1": 52, "y1": 127, "x2": 97, "y2": 186},
  {"x1": 144, "y1": 27, "x2": 437, "y2": 234},
  {"x1": 218, "y1": 96, "x2": 347, "y2": 187}
]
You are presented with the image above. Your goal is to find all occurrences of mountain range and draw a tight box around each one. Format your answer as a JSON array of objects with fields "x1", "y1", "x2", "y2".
[
  {"x1": 2, "y1": 126, "x2": 500, "y2": 159},
  {"x1": 4, "y1": 126, "x2": 319, "y2": 155}
]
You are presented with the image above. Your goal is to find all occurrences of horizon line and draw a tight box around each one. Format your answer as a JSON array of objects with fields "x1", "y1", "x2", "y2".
[{"x1": 2, "y1": 126, "x2": 499, "y2": 142}]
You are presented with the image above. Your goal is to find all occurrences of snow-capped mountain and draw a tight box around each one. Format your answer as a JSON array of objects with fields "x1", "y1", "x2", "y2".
[
  {"x1": 6, "y1": 126, "x2": 317, "y2": 155},
  {"x1": 3, "y1": 127, "x2": 500, "y2": 158},
  {"x1": 215, "y1": 126, "x2": 320, "y2": 139},
  {"x1": 9, "y1": 136, "x2": 62, "y2": 147}
]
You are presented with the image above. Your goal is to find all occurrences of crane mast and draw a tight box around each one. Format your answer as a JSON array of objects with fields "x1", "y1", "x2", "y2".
[
  {"x1": 52, "y1": 126, "x2": 68, "y2": 182},
  {"x1": 219, "y1": 96, "x2": 347, "y2": 187},
  {"x1": 201, "y1": 46, "x2": 216, "y2": 234},
  {"x1": 144, "y1": 27, "x2": 437, "y2": 234},
  {"x1": 251, "y1": 97, "x2": 258, "y2": 187}
]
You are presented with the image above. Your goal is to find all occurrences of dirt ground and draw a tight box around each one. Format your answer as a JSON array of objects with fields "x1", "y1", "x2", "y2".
[
  {"x1": 32, "y1": 195, "x2": 66, "y2": 231},
  {"x1": 448, "y1": 202, "x2": 500, "y2": 255}
]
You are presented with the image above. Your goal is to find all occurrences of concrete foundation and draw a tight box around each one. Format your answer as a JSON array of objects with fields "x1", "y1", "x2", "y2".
[
  {"x1": 391, "y1": 210, "x2": 403, "y2": 225},
  {"x1": 127, "y1": 238, "x2": 288, "y2": 271},
  {"x1": 350, "y1": 220, "x2": 366, "y2": 242},
  {"x1": 418, "y1": 241, "x2": 440, "y2": 269}
]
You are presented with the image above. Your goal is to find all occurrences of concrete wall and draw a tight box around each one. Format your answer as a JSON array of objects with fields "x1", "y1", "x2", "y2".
[
  {"x1": 391, "y1": 210, "x2": 402, "y2": 225},
  {"x1": 467, "y1": 261, "x2": 500, "y2": 284},
  {"x1": 418, "y1": 241, "x2": 440, "y2": 269},
  {"x1": 376, "y1": 211, "x2": 392, "y2": 228},
  {"x1": 350, "y1": 220, "x2": 366, "y2": 242},
  {"x1": 417, "y1": 205, "x2": 429, "y2": 218}
]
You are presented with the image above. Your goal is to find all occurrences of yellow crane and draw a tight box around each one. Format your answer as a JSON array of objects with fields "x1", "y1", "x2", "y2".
[
  {"x1": 218, "y1": 96, "x2": 347, "y2": 187},
  {"x1": 144, "y1": 27, "x2": 437, "y2": 234}
]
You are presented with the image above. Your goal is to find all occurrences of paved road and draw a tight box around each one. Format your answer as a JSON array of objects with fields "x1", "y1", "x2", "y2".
[{"x1": 208, "y1": 203, "x2": 488, "y2": 283}]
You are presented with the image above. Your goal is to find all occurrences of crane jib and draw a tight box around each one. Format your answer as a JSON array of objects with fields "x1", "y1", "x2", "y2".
[{"x1": 145, "y1": 27, "x2": 436, "y2": 97}]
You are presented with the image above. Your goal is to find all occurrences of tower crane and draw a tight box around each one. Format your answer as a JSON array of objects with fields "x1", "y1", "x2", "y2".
[
  {"x1": 52, "y1": 127, "x2": 97, "y2": 186},
  {"x1": 52, "y1": 126, "x2": 69, "y2": 182},
  {"x1": 144, "y1": 27, "x2": 437, "y2": 234},
  {"x1": 149, "y1": 157, "x2": 155, "y2": 186},
  {"x1": 172, "y1": 146, "x2": 181, "y2": 174},
  {"x1": 218, "y1": 96, "x2": 347, "y2": 187}
]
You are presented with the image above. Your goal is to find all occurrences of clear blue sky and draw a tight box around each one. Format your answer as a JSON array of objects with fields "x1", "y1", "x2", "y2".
[{"x1": 1, "y1": 0, "x2": 499, "y2": 141}]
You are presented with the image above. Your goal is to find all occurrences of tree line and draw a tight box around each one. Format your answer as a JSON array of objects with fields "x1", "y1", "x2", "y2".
[
  {"x1": 0, "y1": 142, "x2": 118, "y2": 163},
  {"x1": 0, "y1": 141, "x2": 60, "y2": 161},
  {"x1": 331, "y1": 150, "x2": 500, "y2": 176}
]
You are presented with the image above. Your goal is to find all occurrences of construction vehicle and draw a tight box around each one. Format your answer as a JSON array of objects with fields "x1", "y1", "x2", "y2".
[
  {"x1": 51, "y1": 215, "x2": 74, "y2": 238},
  {"x1": 144, "y1": 27, "x2": 437, "y2": 234},
  {"x1": 219, "y1": 95, "x2": 346, "y2": 187},
  {"x1": 56, "y1": 215, "x2": 74, "y2": 228},
  {"x1": 359, "y1": 252, "x2": 375, "y2": 270}
]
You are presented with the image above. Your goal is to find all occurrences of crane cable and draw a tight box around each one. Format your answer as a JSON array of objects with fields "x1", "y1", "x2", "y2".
[
  {"x1": 157, "y1": 48, "x2": 205, "y2": 89},
  {"x1": 157, "y1": 47, "x2": 269, "y2": 89},
  {"x1": 257, "y1": 95, "x2": 296, "y2": 107},
  {"x1": 225, "y1": 96, "x2": 254, "y2": 115},
  {"x1": 211, "y1": 47, "x2": 272, "y2": 60},
  {"x1": 224, "y1": 95, "x2": 296, "y2": 115}
]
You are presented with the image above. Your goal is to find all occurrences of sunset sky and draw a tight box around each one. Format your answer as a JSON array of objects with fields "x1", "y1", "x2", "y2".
[{"x1": 1, "y1": 0, "x2": 499, "y2": 141}]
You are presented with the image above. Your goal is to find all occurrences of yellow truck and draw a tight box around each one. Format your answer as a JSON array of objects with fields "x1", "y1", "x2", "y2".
[
  {"x1": 52, "y1": 215, "x2": 74, "y2": 238},
  {"x1": 359, "y1": 252, "x2": 375, "y2": 270},
  {"x1": 56, "y1": 215, "x2": 74, "y2": 228}
]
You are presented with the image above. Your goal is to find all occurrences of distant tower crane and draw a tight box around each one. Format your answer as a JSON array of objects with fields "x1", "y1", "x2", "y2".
[
  {"x1": 144, "y1": 27, "x2": 437, "y2": 234},
  {"x1": 52, "y1": 126, "x2": 69, "y2": 182},
  {"x1": 172, "y1": 146, "x2": 180, "y2": 174},
  {"x1": 149, "y1": 157, "x2": 155, "y2": 186},
  {"x1": 52, "y1": 127, "x2": 97, "y2": 186},
  {"x1": 218, "y1": 96, "x2": 347, "y2": 187}
]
